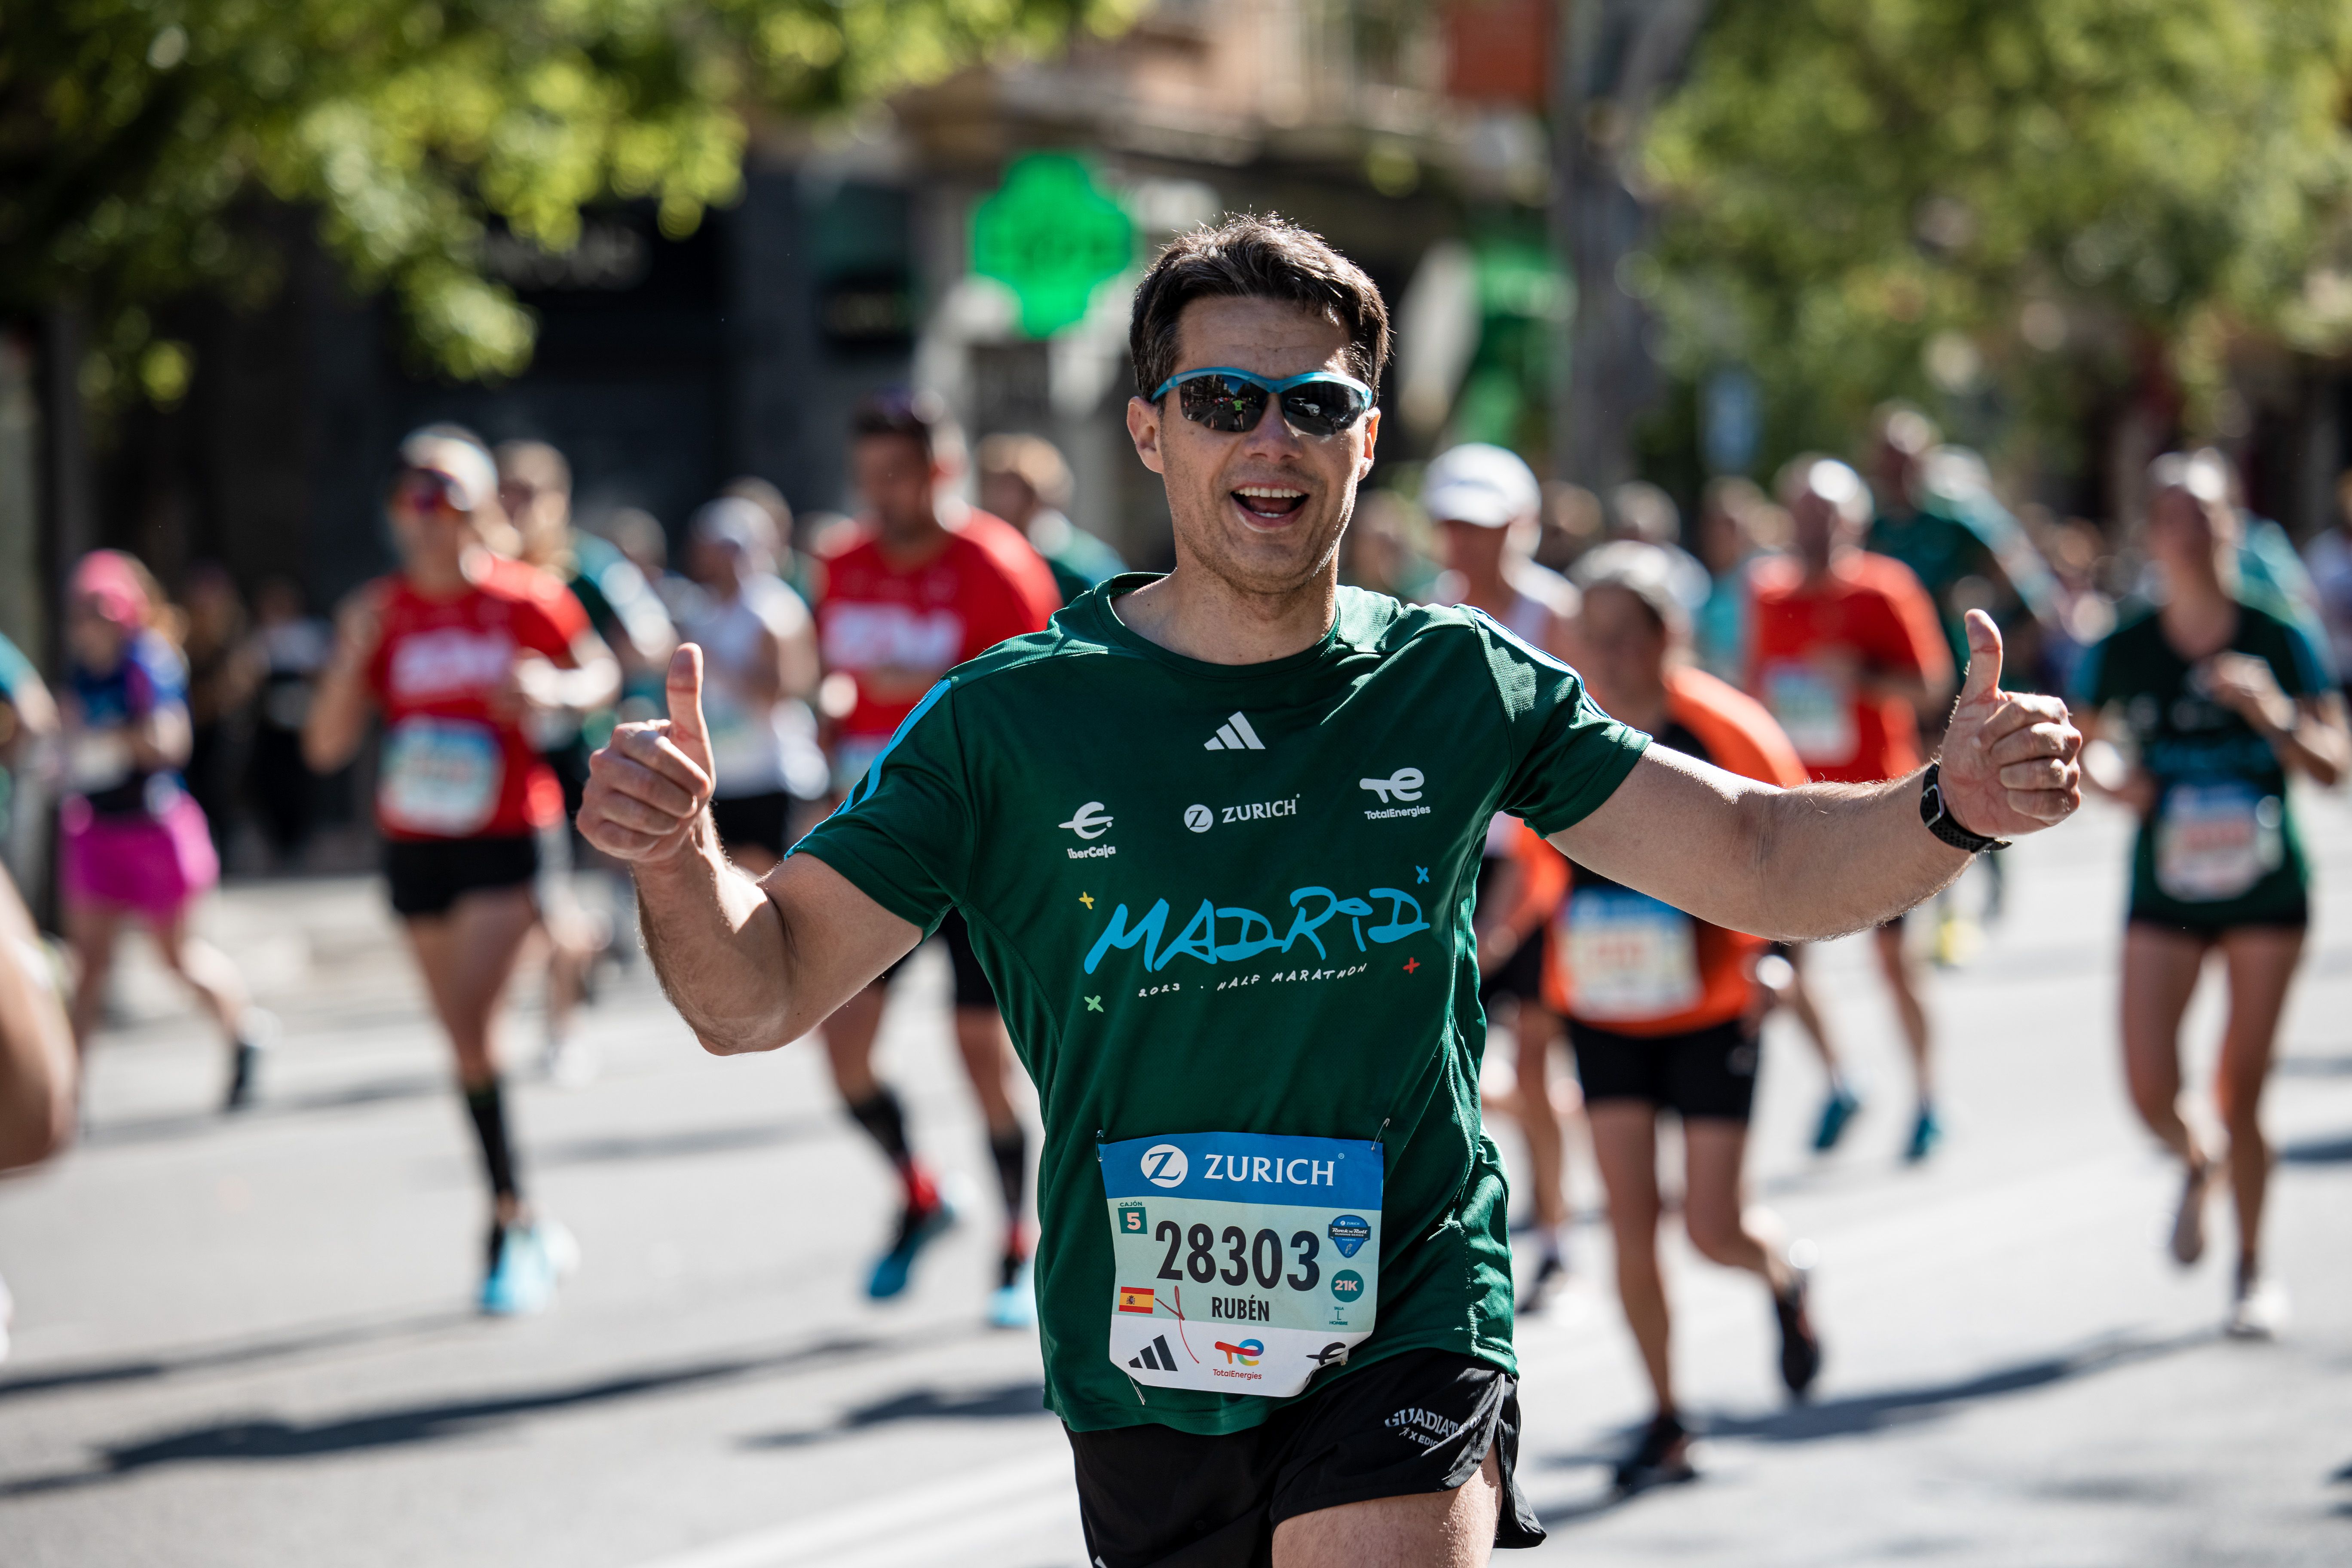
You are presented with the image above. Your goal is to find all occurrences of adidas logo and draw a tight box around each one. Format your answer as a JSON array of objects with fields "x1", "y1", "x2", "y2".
[
  {"x1": 1130, "y1": 1334, "x2": 1182, "y2": 1372},
  {"x1": 1203, "y1": 712, "x2": 1266, "y2": 752}
]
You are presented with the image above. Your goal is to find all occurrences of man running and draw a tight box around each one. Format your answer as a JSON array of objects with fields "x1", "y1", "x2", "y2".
[
  {"x1": 306, "y1": 425, "x2": 617, "y2": 1314},
  {"x1": 815, "y1": 389, "x2": 1062, "y2": 1323},
  {"x1": 1752, "y1": 457, "x2": 1955, "y2": 1161},
  {"x1": 582, "y1": 216, "x2": 2079, "y2": 1565},
  {"x1": 1421, "y1": 442, "x2": 1580, "y2": 1307},
  {"x1": 1545, "y1": 542, "x2": 1819, "y2": 1491},
  {"x1": 978, "y1": 433, "x2": 1127, "y2": 606}
]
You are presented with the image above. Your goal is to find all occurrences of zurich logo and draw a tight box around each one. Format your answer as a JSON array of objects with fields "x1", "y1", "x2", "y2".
[
  {"x1": 1060, "y1": 801, "x2": 1115, "y2": 840},
  {"x1": 1359, "y1": 768, "x2": 1424, "y2": 804},
  {"x1": 1142, "y1": 1144, "x2": 1188, "y2": 1187}
]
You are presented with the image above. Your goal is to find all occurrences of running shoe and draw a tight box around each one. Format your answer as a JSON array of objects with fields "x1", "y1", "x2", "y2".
[
  {"x1": 542, "y1": 1033, "x2": 601, "y2": 1090},
  {"x1": 867, "y1": 1193, "x2": 959, "y2": 1301},
  {"x1": 1612, "y1": 1413, "x2": 1695, "y2": 1493},
  {"x1": 481, "y1": 1223, "x2": 562, "y2": 1316},
  {"x1": 988, "y1": 1253, "x2": 1037, "y2": 1329},
  {"x1": 224, "y1": 1041, "x2": 264, "y2": 1112},
  {"x1": 1811, "y1": 1086, "x2": 1861, "y2": 1153},
  {"x1": 1904, "y1": 1103, "x2": 1942, "y2": 1164},
  {"x1": 2168, "y1": 1163, "x2": 2211, "y2": 1268},
  {"x1": 2225, "y1": 1277, "x2": 2288, "y2": 1340},
  {"x1": 1518, "y1": 1250, "x2": 1568, "y2": 1316},
  {"x1": 1773, "y1": 1269, "x2": 1822, "y2": 1398}
]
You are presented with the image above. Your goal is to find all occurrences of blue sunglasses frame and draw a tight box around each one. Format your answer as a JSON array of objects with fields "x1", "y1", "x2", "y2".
[{"x1": 1148, "y1": 366, "x2": 1377, "y2": 436}]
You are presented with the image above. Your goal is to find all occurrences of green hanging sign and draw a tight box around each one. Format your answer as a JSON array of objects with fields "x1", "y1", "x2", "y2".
[{"x1": 971, "y1": 153, "x2": 1136, "y2": 338}]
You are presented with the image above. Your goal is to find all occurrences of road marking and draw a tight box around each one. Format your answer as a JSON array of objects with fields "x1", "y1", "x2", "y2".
[{"x1": 625, "y1": 1450, "x2": 1072, "y2": 1568}]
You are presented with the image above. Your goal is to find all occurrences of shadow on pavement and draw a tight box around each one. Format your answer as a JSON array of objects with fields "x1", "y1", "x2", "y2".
[
  {"x1": 83, "y1": 1073, "x2": 452, "y2": 1146},
  {"x1": 1531, "y1": 1329, "x2": 2212, "y2": 1526},
  {"x1": 2274, "y1": 1053, "x2": 2352, "y2": 1077},
  {"x1": 0, "y1": 1309, "x2": 475, "y2": 1402},
  {"x1": 2279, "y1": 1132, "x2": 2352, "y2": 1164},
  {"x1": 740, "y1": 1378, "x2": 1053, "y2": 1448},
  {"x1": 535, "y1": 1114, "x2": 839, "y2": 1168},
  {"x1": 0, "y1": 1328, "x2": 964, "y2": 1498}
]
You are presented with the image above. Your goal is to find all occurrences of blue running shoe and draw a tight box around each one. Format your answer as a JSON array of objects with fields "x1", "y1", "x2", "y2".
[
  {"x1": 1905, "y1": 1103, "x2": 1943, "y2": 1164},
  {"x1": 988, "y1": 1255, "x2": 1036, "y2": 1329},
  {"x1": 481, "y1": 1224, "x2": 558, "y2": 1316},
  {"x1": 867, "y1": 1195, "x2": 959, "y2": 1301},
  {"x1": 1811, "y1": 1086, "x2": 1860, "y2": 1153}
]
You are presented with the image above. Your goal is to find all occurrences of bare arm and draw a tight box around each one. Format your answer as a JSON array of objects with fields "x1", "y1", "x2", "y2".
[
  {"x1": 2201, "y1": 652, "x2": 2350, "y2": 788},
  {"x1": 0, "y1": 863, "x2": 74, "y2": 1171},
  {"x1": 580, "y1": 645, "x2": 918, "y2": 1054},
  {"x1": 1556, "y1": 610, "x2": 2081, "y2": 940}
]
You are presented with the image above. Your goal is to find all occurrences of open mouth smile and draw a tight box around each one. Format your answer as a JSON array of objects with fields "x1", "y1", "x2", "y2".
[{"x1": 1231, "y1": 484, "x2": 1309, "y2": 524}]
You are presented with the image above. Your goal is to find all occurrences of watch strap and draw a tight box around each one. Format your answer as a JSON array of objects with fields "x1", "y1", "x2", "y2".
[{"x1": 1920, "y1": 762, "x2": 2011, "y2": 854}]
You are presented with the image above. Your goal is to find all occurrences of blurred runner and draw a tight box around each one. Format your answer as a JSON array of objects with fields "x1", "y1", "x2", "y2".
[
  {"x1": 243, "y1": 577, "x2": 332, "y2": 869},
  {"x1": 2075, "y1": 452, "x2": 2348, "y2": 1340},
  {"x1": 977, "y1": 433, "x2": 1127, "y2": 605},
  {"x1": 0, "y1": 858, "x2": 76, "y2": 1365},
  {"x1": 0, "y1": 629, "x2": 59, "y2": 893},
  {"x1": 679, "y1": 496, "x2": 825, "y2": 871},
  {"x1": 1753, "y1": 458, "x2": 1954, "y2": 1161},
  {"x1": 721, "y1": 476, "x2": 825, "y2": 609},
  {"x1": 1421, "y1": 442, "x2": 1581, "y2": 1308},
  {"x1": 1606, "y1": 481, "x2": 1712, "y2": 615},
  {"x1": 179, "y1": 561, "x2": 253, "y2": 861},
  {"x1": 1552, "y1": 542, "x2": 1821, "y2": 1491},
  {"x1": 59, "y1": 551, "x2": 269, "y2": 1111},
  {"x1": 305, "y1": 425, "x2": 617, "y2": 1314},
  {"x1": 816, "y1": 388, "x2": 1059, "y2": 1323}
]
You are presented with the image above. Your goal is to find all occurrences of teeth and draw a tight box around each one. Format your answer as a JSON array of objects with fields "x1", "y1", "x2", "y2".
[{"x1": 1235, "y1": 486, "x2": 1305, "y2": 499}]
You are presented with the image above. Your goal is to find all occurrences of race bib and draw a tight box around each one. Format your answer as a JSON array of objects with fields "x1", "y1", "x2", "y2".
[
  {"x1": 379, "y1": 717, "x2": 503, "y2": 836},
  {"x1": 1101, "y1": 1131, "x2": 1382, "y2": 1398},
  {"x1": 1762, "y1": 663, "x2": 1857, "y2": 766},
  {"x1": 1563, "y1": 888, "x2": 1701, "y2": 1022},
  {"x1": 2155, "y1": 781, "x2": 2281, "y2": 902},
  {"x1": 67, "y1": 730, "x2": 135, "y2": 793}
]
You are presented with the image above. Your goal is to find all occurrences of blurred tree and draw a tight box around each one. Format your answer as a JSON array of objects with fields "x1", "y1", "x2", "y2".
[
  {"x1": 0, "y1": 0, "x2": 1142, "y2": 406},
  {"x1": 1636, "y1": 0, "x2": 2352, "y2": 488}
]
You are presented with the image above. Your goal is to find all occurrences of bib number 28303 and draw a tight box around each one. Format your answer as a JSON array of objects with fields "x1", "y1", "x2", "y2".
[{"x1": 1100, "y1": 1131, "x2": 1381, "y2": 1398}]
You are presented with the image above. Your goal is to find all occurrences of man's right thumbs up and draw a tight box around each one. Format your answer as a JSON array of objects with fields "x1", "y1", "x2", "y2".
[
  {"x1": 666, "y1": 643, "x2": 714, "y2": 780},
  {"x1": 578, "y1": 643, "x2": 717, "y2": 865}
]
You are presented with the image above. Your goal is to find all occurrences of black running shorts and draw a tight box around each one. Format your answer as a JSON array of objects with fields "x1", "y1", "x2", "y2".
[
  {"x1": 708, "y1": 790, "x2": 792, "y2": 861},
  {"x1": 1474, "y1": 854, "x2": 1549, "y2": 1007},
  {"x1": 385, "y1": 834, "x2": 539, "y2": 919},
  {"x1": 1570, "y1": 1015, "x2": 1760, "y2": 1124},
  {"x1": 1065, "y1": 1350, "x2": 1544, "y2": 1567},
  {"x1": 874, "y1": 908, "x2": 998, "y2": 1010}
]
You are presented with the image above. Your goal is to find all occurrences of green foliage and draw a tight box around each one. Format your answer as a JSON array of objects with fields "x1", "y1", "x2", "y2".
[
  {"x1": 1638, "y1": 0, "x2": 2352, "y2": 475},
  {"x1": 1, "y1": 0, "x2": 1142, "y2": 403}
]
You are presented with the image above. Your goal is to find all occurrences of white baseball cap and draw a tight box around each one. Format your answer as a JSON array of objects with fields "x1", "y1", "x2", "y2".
[{"x1": 1421, "y1": 443, "x2": 1541, "y2": 529}]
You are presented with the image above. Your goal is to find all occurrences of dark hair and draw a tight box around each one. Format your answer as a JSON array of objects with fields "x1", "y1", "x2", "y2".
[
  {"x1": 1129, "y1": 214, "x2": 1389, "y2": 399},
  {"x1": 851, "y1": 386, "x2": 957, "y2": 459}
]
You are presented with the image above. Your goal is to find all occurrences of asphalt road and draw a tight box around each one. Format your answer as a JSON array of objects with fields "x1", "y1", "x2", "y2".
[{"x1": 3, "y1": 796, "x2": 2349, "y2": 1566}]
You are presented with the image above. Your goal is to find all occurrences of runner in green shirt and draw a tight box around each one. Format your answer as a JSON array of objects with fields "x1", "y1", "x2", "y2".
[
  {"x1": 580, "y1": 216, "x2": 2083, "y2": 1567},
  {"x1": 2075, "y1": 450, "x2": 2349, "y2": 1343}
]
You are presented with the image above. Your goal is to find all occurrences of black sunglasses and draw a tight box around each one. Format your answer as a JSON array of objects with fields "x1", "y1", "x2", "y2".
[{"x1": 1151, "y1": 367, "x2": 1376, "y2": 438}]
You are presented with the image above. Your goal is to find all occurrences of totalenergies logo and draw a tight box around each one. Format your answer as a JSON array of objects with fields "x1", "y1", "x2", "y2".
[
  {"x1": 1084, "y1": 883, "x2": 1430, "y2": 974},
  {"x1": 1214, "y1": 1339, "x2": 1264, "y2": 1366}
]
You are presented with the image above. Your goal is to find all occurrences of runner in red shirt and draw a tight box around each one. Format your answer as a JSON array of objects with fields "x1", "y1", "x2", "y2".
[
  {"x1": 1750, "y1": 457, "x2": 1955, "y2": 1162},
  {"x1": 305, "y1": 424, "x2": 618, "y2": 1315},
  {"x1": 815, "y1": 390, "x2": 1060, "y2": 1325},
  {"x1": 1546, "y1": 542, "x2": 1823, "y2": 1491}
]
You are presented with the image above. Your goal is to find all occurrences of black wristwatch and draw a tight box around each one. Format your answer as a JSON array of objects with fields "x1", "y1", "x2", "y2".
[{"x1": 1919, "y1": 763, "x2": 2010, "y2": 854}]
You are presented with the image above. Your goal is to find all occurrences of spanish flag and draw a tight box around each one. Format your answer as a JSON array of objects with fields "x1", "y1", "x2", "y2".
[{"x1": 1117, "y1": 1286, "x2": 1155, "y2": 1314}]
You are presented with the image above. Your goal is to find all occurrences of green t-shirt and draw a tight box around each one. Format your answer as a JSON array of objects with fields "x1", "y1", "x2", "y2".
[
  {"x1": 792, "y1": 573, "x2": 1648, "y2": 1434},
  {"x1": 2076, "y1": 598, "x2": 2328, "y2": 925}
]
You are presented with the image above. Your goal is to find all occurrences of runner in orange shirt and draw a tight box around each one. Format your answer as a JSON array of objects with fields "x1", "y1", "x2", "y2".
[
  {"x1": 1547, "y1": 543, "x2": 1822, "y2": 1491},
  {"x1": 1749, "y1": 457, "x2": 1955, "y2": 1161}
]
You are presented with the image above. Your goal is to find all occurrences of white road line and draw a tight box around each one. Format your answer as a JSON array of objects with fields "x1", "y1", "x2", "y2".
[{"x1": 626, "y1": 1450, "x2": 1074, "y2": 1568}]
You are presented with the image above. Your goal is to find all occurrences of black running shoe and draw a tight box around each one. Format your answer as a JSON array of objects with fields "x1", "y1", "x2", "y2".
[
  {"x1": 1613, "y1": 1413, "x2": 1695, "y2": 1493},
  {"x1": 224, "y1": 1041, "x2": 263, "y2": 1112},
  {"x1": 1518, "y1": 1251, "x2": 1568, "y2": 1315},
  {"x1": 1774, "y1": 1271, "x2": 1822, "y2": 1398}
]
